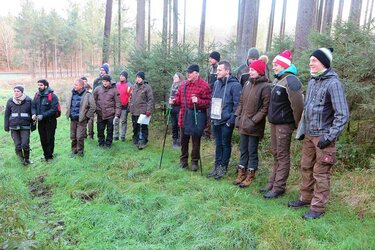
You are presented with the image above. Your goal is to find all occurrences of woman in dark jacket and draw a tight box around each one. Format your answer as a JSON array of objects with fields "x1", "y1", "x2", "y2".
[
  {"x1": 234, "y1": 56, "x2": 271, "y2": 188},
  {"x1": 169, "y1": 72, "x2": 185, "y2": 148},
  {"x1": 4, "y1": 85, "x2": 34, "y2": 165}
]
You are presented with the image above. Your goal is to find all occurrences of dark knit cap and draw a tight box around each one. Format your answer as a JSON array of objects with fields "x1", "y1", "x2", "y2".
[
  {"x1": 102, "y1": 74, "x2": 111, "y2": 81},
  {"x1": 101, "y1": 64, "x2": 109, "y2": 74},
  {"x1": 209, "y1": 51, "x2": 221, "y2": 62},
  {"x1": 120, "y1": 70, "x2": 128, "y2": 79},
  {"x1": 186, "y1": 64, "x2": 200, "y2": 73},
  {"x1": 80, "y1": 76, "x2": 88, "y2": 81},
  {"x1": 136, "y1": 71, "x2": 145, "y2": 80},
  {"x1": 311, "y1": 48, "x2": 334, "y2": 69},
  {"x1": 14, "y1": 85, "x2": 24, "y2": 93},
  {"x1": 247, "y1": 47, "x2": 260, "y2": 59}
]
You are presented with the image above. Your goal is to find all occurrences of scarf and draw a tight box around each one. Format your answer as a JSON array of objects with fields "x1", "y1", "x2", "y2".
[{"x1": 13, "y1": 94, "x2": 26, "y2": 105}]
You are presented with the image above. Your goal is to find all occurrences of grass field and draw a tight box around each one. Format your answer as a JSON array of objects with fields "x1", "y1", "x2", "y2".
[{"x1": 1, "y1": 79, "x2": 374, "y2": 249}]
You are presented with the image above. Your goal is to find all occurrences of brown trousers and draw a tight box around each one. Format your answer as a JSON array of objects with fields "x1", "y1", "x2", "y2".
[
  {"x1": 268, "y1": 123, "x2": 294, "y2": 192},
  {"x1": 180, "y1": 127, "x2": 201, "y2": 165},
  {"x1": 70, "y1": 120, "x2": 88, "y2": 154},
  {"x1": 299, "y1": 135, "x2": 336, "y2": 212}
]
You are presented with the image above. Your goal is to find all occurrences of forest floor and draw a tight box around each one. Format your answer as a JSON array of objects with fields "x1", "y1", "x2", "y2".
[{"x1": 0, "y1": 78, "x2": 374, "y2": 249}]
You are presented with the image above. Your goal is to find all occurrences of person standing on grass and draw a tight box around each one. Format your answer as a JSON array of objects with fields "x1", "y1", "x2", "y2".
[
  {"x1": 288, "y1": 48, "x2": 349, "y2": 219},
  {"x1": 4, "y1": 85, "x2": 34, "y2": 165},
  {"x1": 169, "y1": 72, "x2": 185, "y2": 148},
  {"x1": 129, "y1": 71, "x2": 154, "y2": 150},
  {"x1": 207, "y1": 60, "x2": 242, "y2": 180},
  {"x1": 233, "y1": 56, "x2": 271, "y2": 187},
  {"x1": 66, "y1": 78, "x2": 96, "y2": 157},
  {"x1": 169, "y1": 64, "x2": 211, "y2": 171},
  {"x1": 261, "y1": 50, "x2": 304, "y2": 199},
  {"x1": 114, "y1": 70, "x2": 133, "y2": 142},
  {"x1": 93, "y1": 63, "x2": 110, "y2": 90},
  {"x1": 236, "y1": 47, "x2": 260, "y2": 87},
  {"x1": 32, "y1": 79, "x2": 60, "y2": 162},
  {"x1": 93, "y1": 74, "x2": 121, "y2": 148},
  {"x1": 81, "y1": 76, "x2": 95, "y2": 139}
]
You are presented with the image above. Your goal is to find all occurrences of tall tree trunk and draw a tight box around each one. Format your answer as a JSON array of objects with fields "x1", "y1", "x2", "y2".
[
  {"x1": 349, "y1": 0, "x2": 363, "y2": 25},
  {"x1": 280, "y1": 0, "x2": 287, "y2": 38},
  {"x1": 162, "y1": 0, "x2": 168, "y2": 48},
  {"x1": 102, "y1": 0, "x2": 113, "y2": 64},
  {"x1": 168, "y1": 0, "x2": 172, "y2": 52},
  {"x1": 198, "y1": 0, "x2": 207, "y2": 51},
  {"x1": 236, "y1": 0, "x2": 246, "y2": 64},
  {"x1": 118, "y1": 0, "x2": 121, "y2": 66},
  {"x1": 315, "y1": 0, "x2": 324, "y2": 32},
  {"x1": 172, "y1": 0, "x2": 178, "y2": 47},
  {"x1": 252, "y1": 0, "x2": 259, "y2": 46},
  {"x1": 44, "y1": 44, "x2": 48, "y2": 78},
  {"x1": 148, "y1": 0, "x2": 151, "y2": 51},
  {"x1": 295, "y1": 0, "x2": 316, "y2": 55},
  {"x1": 240, "y1": 0, "x2": 258, "y2": 62},
  {"x1": 322, "y1": 0, "x2": 334, "y2": 34},
  {"x1": 266, "y1": 0, "x2": 276, "y2": 51},
  {"x1": 183, "y1": 0, "x2": 186, "y2": 45},
  {"x1": 136, "y1": 0, "x2": 146, "y2": 49},
  {"x1": 368, "y1": 0, "x2": 375, "y2": 29},
  {"x1": 337, "y1": 0, "x2": 344, "y2": 22},
  {"x1": 54, "y1": 41, "x2": 57, "y2": 79}
]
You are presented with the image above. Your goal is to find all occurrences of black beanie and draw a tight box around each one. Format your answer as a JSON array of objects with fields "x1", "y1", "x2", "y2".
[
  {"x1": 311, "y1": 48, "x2": 334, "y2": 69},
  {"x1": 14, "y1": 85, "x2": 24, "y2": 93},
  {"x1": 120, "y1": 70, "x2": 128, "y2": 79},
  {"x1": 102, "y1": 74, "x2": 111, "y2": 81},
  {"x1": 209, "y1": 51, "x2": 221, "y2": 62},
  {"x1": 136, "y1": 71, "x2": 145, "y2": 80}
]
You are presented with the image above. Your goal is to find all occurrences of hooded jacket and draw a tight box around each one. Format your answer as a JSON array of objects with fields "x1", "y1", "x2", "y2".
[
  {"x1": 93, "y1": 83, "x2": 121, "y2": 120},
  {"x1": 32, "y1": 87, "x2": 59, "y2": 119},
  {"x1": 129, "y1": 81, "x2": 154, "y2": 116}
]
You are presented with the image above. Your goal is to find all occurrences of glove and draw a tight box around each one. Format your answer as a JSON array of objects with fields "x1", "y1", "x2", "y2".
[
  {"x1": 317, "y1": 137, "x2": 331, "y2": 149},
  {"x1": 145, "y1": 112, "x2": 151, "y2": 117},
  {"x1": 37, "y1": 115, "x2": 43, "y2": 121},
  {"x1": 113, "y1": 116, "x2": 119, "y2": 125},
  {"x1": 297, "y1": 134, "x2": 305, "y2": 141}
]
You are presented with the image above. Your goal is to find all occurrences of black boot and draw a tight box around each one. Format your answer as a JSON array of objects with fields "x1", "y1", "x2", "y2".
[
  {"x1": 207, "y1": 164, "x2": 218, "y2": 178},
  {"x1": 16, "y1": 150, "x2": 25, "y2": 165},
  {"x1": 214, "y1": 165, "x2": 227, "y2": 180},
  {"x1": 23, "y1": 150, "x2": 33, "y2": 165}
]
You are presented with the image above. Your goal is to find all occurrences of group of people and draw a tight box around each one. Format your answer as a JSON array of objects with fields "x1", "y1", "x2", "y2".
[
  {"x1": 4, "y1": 47, "x2": 349, "y2": 219},
  {"x1": 168, "y1": 47, "x2": 349, "y2": 219}
]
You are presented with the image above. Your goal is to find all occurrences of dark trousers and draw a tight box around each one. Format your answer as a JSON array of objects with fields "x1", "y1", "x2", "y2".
[
  {"x1": 131, "y1": 115, "x2": 149, "y2": 144},
  {"x1": 97, "y1": 116, "x2": 114, "y2": 146},
  {"x1": 268, "y1": 123, "x2": 294, "y2": 192},
  {"x1": 213, "y1": 123, "x2": 234, "y2": 167},
  {"x1": 87, "y1": 116, "x2": 94, "y2": 137},
  {"x1": 70, "y1": 120, "x2": 87, "y2": 154},
  {"x1": 11, "y1": 129, "x2": 30, "y2": 152},
  {"x1": 180, "y1": 127, "x2": 201, "y2": 164},
  {"x1": 170, "y1": 108, "x2": 179, "y2": 140},
  {"x1": 38, "y1": 118, "x2": 57, "y2": 160},
  {"x1": 239, "y1": 134, "x2": 260, "y2": 170}
]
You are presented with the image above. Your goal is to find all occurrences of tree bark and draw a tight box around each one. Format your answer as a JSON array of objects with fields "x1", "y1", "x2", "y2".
[
  {"x1": 322, "y1": 0, "x2": 334, "y2": 34},
  {"x1": 183, "y1": 0, "x2": 186, "y2": 45},
  {"x1": 173, "y1": 0, "x2": 178, "y2": 47},
  {"x1": 198, "y1": 0, "x2": 207, "y2": 51},
  {"x1": 162, "y1": 0, "x2": 168, "y2": 48},
  {"x1": 102, "y1": 0, "x2": 113, "y2": 64},
  {"x1": 266, "y1": 0, "x2": 276, "y2": 51},
  {"x1": 349, "y1": 0, "x2": 363, "y2": 25},
  {"x1": 337, "y1": 0, "x2": 344, "y2": 22},
  {"x1": 148, "y1": 0, "x2": 151, "y2": 51},
  {"x1": 236, "y1": 0, "x2": 245, "y2": 64},
  {"x1": 280, "y1": 0, "x2": 287, "y2": 38},
  {"x1": 168, "y1": 0, "x2": 172, "y2": 52},
  {"x1": 118, "y1": 0, "x2": 121, "y2": 66},
  {"x1": 295, "y1": 0, "x2": 316, "y2": 55},
  {"x1": 239, "y1": 0, "x2": 258, "y2": 62},
  {"x1": 368, "y1": 0, "x2": 375, "y2": 29},
  {"x1": 136, "y1": 0, "x2": 146, "y2": 49}
]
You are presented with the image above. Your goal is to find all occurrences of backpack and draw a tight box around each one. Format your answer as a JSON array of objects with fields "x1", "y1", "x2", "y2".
[{"x1": 34, "y1": 92, "x2": 61, "y2": 118}]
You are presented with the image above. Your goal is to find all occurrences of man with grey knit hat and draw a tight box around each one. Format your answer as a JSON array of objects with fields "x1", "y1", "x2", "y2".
[
  {"x1": 236, "y1": 47, "x2": 260, "y2": 87},
  {"x1": 288, "y1": 48, "x2": 349, "y2": 219}
]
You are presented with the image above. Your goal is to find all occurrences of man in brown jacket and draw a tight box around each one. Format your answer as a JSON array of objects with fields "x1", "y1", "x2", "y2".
[
  {"x1": 66, "y1": 79, "x2": 96, "y2": 156},
  {"x1": 129, "y1": 71, "x2": 154, "y2": 149},
  {"x1": 93, "y1": 74, "x2": 121, "y2": 148}
]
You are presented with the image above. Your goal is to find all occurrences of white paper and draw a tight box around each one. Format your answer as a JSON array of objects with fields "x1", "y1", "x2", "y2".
[
  {"x1": 137, "y1": 114, "x2": 151, "y2": 125},
  {"x1": 211, "y1": 97, "x2": 222, "y2": 120}
]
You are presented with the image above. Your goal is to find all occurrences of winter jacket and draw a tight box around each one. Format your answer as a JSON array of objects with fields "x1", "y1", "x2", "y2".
[
  {"x1": 169, "y1": 80, "x2": 183, "y2": 113},
  {"x1": 173, "y1": 77, "x2": 211, "y2": 128},
  {"x1": 93, "y1": 84, "x2": 121, "y2": 120},
  {"x1": 32, "y1": 87, "x2": 59, "y2": 120},
  {"x1": 116, "y1": 81, "x2": 133, "y2": 109},
  {"x1": 129, "y1": 81, "x2": 154, "y2": 116},
  {"x1": 304, "y1": 68, "x2": 349, "y2": 142},
  {"x1": 211, "y1": 75, "x2": 242, "y2": 126},
  {"x1": 235, "y1": 76, "x2": 271, "y2": 137},
  {"x1": 93, "y1": 75, "x2": 103, "y2": 90},
  {"x1": 268, "y1": 65, "x2": 304, "y2": 128},
  {"x1": 4, "y1": 96, "x2": 33, "y2": 131},
  {"x1": 207, "y1": 64, "x2": 218, "y2": 92},
  {"x1": 66, "y1": 88, "x2": 96, "y2": 122}
]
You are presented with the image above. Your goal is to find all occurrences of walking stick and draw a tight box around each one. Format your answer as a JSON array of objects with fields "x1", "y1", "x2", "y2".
[
  {"x1": 159, "y1": 106, "x2": 171, "y2": 169},
  {"x1": 193, "y1": 103, "x2": 197, "y2": 125}
]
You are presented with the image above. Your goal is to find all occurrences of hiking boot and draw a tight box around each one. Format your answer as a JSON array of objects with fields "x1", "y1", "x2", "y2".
[
  {"x1": 239, "y1": 169, "x2": 255, "y2": 188},
  {"x1": 191, "y1": 162, "x2": 198, "y2": 172},
  {"x1": 138, "y1": 142, "x2": 147, "y2": 150},
  {"x1": 303, "y1": 210, "x2": 325, "y2": 220},
  {"x1": 288, "y1": 199, "x2": 310, "y2": 209},
  {"x1": 233, "y1": 165, "x2": 246, "y2": 185},
  {"x1": 23, "y1": 150, "x2": 32, "y2": 165},
  {"x1": 263, "y1": 190, "x2": 285, "y2": 199},
  {"x1": 214, "y1": 165, "x2": 226, "y2": 180},
  {"x1": 259, "y1": 185, "x2": 272, "y2": 193},
  {"x1": 172, "y1": 139, "x2": 179, "y2": 148},
  {"x1": 207, "y1": 164, "x2": 219, "y2": 178},
  {"x1": 179, "y1": 162, "x2": 188, "y2": 168},
  {"x1": 16, "y1": 150, "x2": 25, "y2": 165}
]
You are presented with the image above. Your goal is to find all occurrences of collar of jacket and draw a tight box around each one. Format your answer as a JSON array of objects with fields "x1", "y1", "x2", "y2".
[
  {"x1": 251, "y1": 75, "x2": 268, "y2": 84},
  {"x1": 310, "y1": 67, "x2": 332, "y2": 80}
]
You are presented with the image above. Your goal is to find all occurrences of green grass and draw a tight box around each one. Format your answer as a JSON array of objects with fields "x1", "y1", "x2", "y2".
[{"x1": 1, "y1": 79, "x2": 375, "y2": 249}]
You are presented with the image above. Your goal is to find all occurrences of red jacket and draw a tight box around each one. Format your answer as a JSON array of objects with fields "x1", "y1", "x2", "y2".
[
  {"x1": 173, "y1": 77, "x2": 211, "y2": 128},
  {"x1": 116, "y1": 81, "x2": 132, "y2": 107}
]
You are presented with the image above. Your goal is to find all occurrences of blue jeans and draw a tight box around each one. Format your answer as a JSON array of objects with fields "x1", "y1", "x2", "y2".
[
  {"x1": 239, "y1": 134, "x2": 260, "y2": 170},
  {"x1": 213, "y1": 123, "x2": 234, "y2": 167}
]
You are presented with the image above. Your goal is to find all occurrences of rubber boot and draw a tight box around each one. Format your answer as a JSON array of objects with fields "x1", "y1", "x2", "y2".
[
  {"x1": 16, "y1": 150, "x2": 25, "y2": 165},
  {"x1": 239, "y1": 169, "x2": 255, "y2": 188},
  {"x1": 23, "y1": 150, "x2": 33, "y2": 165},
  {"x1": 233, "y1": 165, "x2": 246, "y2": 185}
]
